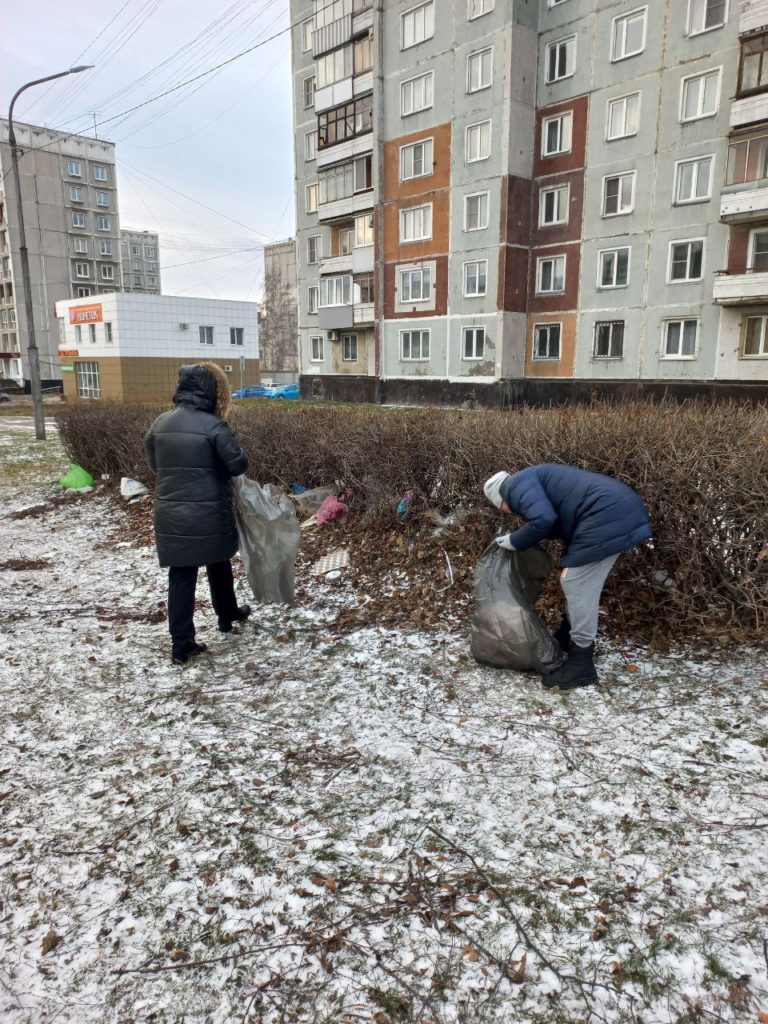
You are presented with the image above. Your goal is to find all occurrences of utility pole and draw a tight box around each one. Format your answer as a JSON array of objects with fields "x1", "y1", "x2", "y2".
[{"x1": 7, "y1": 66, "x2": 93, "y2": 441}]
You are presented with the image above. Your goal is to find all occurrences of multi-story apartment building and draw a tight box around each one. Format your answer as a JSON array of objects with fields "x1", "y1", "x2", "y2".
[
  {"x1": 120, "y1": 229, "x2": 161, "y2": 294},
  {"x1": 0, "y1": 121, "x2": 121, "y2": 390},
  {"x1": 291, "y1": 0, "x2": 768, "y2": 404}
]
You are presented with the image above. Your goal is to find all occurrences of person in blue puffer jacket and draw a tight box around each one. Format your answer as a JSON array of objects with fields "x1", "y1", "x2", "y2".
[{"x1": 483, "y1": 465, "x2": 652, "y2": 691}]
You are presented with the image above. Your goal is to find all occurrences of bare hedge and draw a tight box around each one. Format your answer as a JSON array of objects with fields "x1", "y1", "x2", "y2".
[{"x1": 55, "y1": 400, "x2": 768, "y2": 645}]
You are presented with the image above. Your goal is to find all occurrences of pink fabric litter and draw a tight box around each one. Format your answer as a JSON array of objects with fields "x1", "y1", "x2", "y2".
[{"x1": 316, "y1": 495, "x2": 350, "y2": 526}]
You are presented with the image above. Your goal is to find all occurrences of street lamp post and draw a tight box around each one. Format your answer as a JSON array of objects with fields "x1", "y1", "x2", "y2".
[{"x1": 7, "y1": 66, "x2": 93, "y2": 440}]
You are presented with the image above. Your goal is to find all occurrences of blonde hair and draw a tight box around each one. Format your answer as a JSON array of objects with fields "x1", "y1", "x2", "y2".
[{"x1": 198, "y1": 361, "x2": 232, "y2": 420}]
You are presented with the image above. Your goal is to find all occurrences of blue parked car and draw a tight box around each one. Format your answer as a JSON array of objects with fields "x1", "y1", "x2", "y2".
[
  {"x1": 268, "y1": 384, "x2": 300, "y2": 400},
  {"x1": 232, "y1": 384, "x2": 275, "y2": 399}
]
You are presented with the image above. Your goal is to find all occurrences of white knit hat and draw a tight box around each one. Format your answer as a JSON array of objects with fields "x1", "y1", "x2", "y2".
[{"x1": 483, "y1": 471, "x2": 508, "y2": 509}]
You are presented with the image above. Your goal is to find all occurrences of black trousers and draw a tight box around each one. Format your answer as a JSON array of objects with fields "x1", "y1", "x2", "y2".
[{"x1": 168, "y1": 560, "x2": 240, "y2": 649}]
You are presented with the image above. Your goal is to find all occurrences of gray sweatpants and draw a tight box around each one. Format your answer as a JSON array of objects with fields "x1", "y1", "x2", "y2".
[{"x1": 560, "y1": 554, "x2": 619, "y2": 648}]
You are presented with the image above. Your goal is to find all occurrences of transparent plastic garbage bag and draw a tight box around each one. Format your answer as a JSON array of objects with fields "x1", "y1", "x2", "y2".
[
  {"x1": 231, "y1": 475, "x2": 300, "y2": 605},
  {"x1": 470, "y1": 544, "x2": 563, "y2": 672}
]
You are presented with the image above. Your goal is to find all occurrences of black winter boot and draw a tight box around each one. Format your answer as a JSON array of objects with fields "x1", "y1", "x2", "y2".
[
  {"x1": 542, "y1": 643, "x2": 598, "y2": 691},
  {"x1": 171, "y1": 641, "x2": 209, "y2": 665},
  {"x1": 552, "y1": 616, "x2": 571, "y2": 653},
  {"x1": 218, "y1": 604, "x2": 252, "y2": 634}
]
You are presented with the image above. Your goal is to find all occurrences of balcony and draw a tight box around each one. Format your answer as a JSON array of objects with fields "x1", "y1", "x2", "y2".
[
  {"x1": 353, "y1": 302, "x2": 374, "y2": 324},
  {"x1": 713, "y1": 269, "x2": 768, "y2": 304},
  {"x1": 741, "y1": 0, "x2": 768, "y2": 35},
  {"x1": 321, "y1": 252, "x2": 353, "y2": 275},
  {"x1": 730, "y1": 91, "x2": 768, "y2": 130},
  {"x1": 319, "y1": 304, "x2": 354, "y2": 330},
  {"x1": 721, "y1": 183, "x2": 768, "y2": 221},
  {"x1": 317, "y1": 130, "x2": 373, "y2": 170},
  {"x1": 314, "y1": 78, "x2": 353, "y2": 115},
  {"x1": 313, "y1": 14, "x2": 352, "y2": 58},
  {"x1": 318, "y1": 189, "x2": 374, "y2": 224}
]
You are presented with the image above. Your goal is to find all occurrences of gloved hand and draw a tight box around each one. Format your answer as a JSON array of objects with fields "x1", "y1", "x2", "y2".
[{"x1": 494, "y1": 533, "x2": 516, "y2": 551}]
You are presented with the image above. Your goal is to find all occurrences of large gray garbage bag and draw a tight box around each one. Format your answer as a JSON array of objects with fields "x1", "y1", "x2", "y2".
[
  {"x1": 470, "y1": 544, "x2": 563, "y2": 672},
  {"x1": 231, "y1": 476, "x2": 300, "y2": 605}
]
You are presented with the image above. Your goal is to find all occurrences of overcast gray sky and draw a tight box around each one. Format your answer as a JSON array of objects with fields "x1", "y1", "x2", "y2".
[{"x1": 2, "y1": 0, "x2": 295, "y2": 302}]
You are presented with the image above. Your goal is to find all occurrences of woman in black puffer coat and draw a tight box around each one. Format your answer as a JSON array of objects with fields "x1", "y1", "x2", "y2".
[{"x1": 145, "y1": 363, "x2": 251, "y2": 664}]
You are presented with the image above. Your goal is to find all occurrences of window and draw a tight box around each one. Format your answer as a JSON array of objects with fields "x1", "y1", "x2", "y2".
[
  {"x1": 317, "y1": 95, "x2": 373, "y2": 148},
  {"x1": 464, "y1": 260, "x2": 488, "y2": 297},
  {"x1": 105, "y1": 322, "x2": 113, "y2": 343},
  {"x1": 97, "y1": 216, "x2": 110, "y2": 231},
  {"x1": 688, "y1": 0, "x2": 727, "y2": 35},
  {"x1": 354, "y1": 214, "x2": 373, "y2": 247},
  {"x1": 67, "y1": 160, "x2": 82, "y2": 177},
  {"x1": 96, "y1": 191, "x2": 109, "y2": 208},
  {"x1": 148, "y1": 263, "x2": 158, "y2": 273},
  {"x1": 133, "y1": 275, "x2": 142, "y2": 286},
  {"x1": 100, "y1": 265, "x2": 114, "y2": 281},
  {"x1": 739, "y1": 33, "x2": 768, "y2": 96},
  {"x1": 750, "y1": 229, "x2": 768, "y2": 270},
  {"x1": 540, "y1": 184, "x2": 569, "y2": 226},
  {"x1": 75, "y1": 361, "x2": 101, "y2": 399},
  {"x1": 148, "y1": 277, "x2": 157, "y2": 287},
  {"x1": 308, "y1": 285, "x2": 319, "y2": 314},
  {"x1": 72, "y1": 212, "x2": 86, "y2": 229},
  {"x1": 401, "y1": 138, "x2": 433, "y2": 180},
  {"x1": 77, "y1": 287, "x2": 91, "y2": 297},
  {"x1": 310, "y1": 335, "x2": 324, "y2": 362},
  {"x1": 675, "y1": 156, "x2": 713, "y2": 203},
  {"x1": 88, "y1": 323, "x2": 97, "y2": 344},
  {"x1": 145, "y1": 246, "x2": 156, "y2": 258},
  {"x1": 465, "y1": 192, "x2": 489, "y2": 232},
  {"x1": 663, "y1": 319, "x2": 698, "y2": 358},
  {"x1": 317, "y1": 47, "x2": 353, "y2": 89},
  {"x1": 467, "y1": 48, "x2": 493, "y2": 92},
  {"x1": 132, "y1": 261, "x2": 141, "y2": 272},
  {"x1": 542, "y1": 112, "x2": 572, "y2": 156},
  {"x1": 341, "y1": 334, "x2": 358, "y2": 361},
  {"x1": 357, "y1": 273, "x2": 374, "y2": 303},
  {"x1": 401, "y1": 71, "x2": 433, "y2": 116},
  {"x1": 602, "y1": 172, "x2": 635, "y2": 216},
  {"x1": 93, "y1": 166, "x2": 108, "y2": 182},
  {"x1": 400, "y1": 204, "x2": 432, "y2": 242},
  {"x1": 307, "y1": 235, "x2": 321, "y2": 265},
  {"x1": 466, "y1": 120, "x2": 491, "y2": 162},
  {"x1": 319, "y1": 276, "x2": 352, "y2": 306},
  {"x1": 354, "y1": 154, "x2": 372, "y2": 192},
  {"x1": 70, "y1": 186, "x2": 83, "y2": 203},
  {"x1": 669, "y1": 240, "x2": 704, "y2": 281},
  {"x1": 593, "y1": 321, "x2": 624, "y2": 359},
  {"x1": 354, "y1": 34, "x2": 373, "y2": 74},
  {"x1": 306, "y1": 183, "x2": 319, "y2": 214},
  {"x1": 743, "y1": 315, "x2": 768, "y2": 356},
  {"x1": 612, "y1": 8, "x2": 646, "y2": 61},
  {"x1": 75, "y1": 325, "x2": 82, "y2": 345},
  {"x1": 463, "y1": 326, "x2": 485, "y2": 359},
  {"x1": 301, "y1": 18, "x2": 313, "y2": 51},
  {"x1": 303, "y1": 75, "x2": 315, "y2": 109},
  {"x1": 402, "y1": 1, "x2": 434, "y2": 50},
  {"x1": 400, "y1": 266, "x2": 432, "y2": 302},
  {"x1": 199, "y1": 325, "x2": 214, "y2": 345},
  {"x1": 401, "y1": 329, "x2": 430, "y2": 360},
  {"x1": 340, "y1": 227, "x2": 354, "y2": 255},
  {"x1": 74, "y1": 238, "x2": 88, "y2": 254},
  {"x1": 546, "y1": 36, "x2": 576, "y2": 83},
  {"x1": 533, "y1": 323, "x2": 561, "y2": 360},
  {"x1": 468, "y1": 0, "x2": 494, "y2": 18},
  {"x1": 99, "y1": 240, "x2": 112, "y2": 256},
  {"x1": 132, "y1": 245, "x2": 141, "y2": 256},
  {"x1": 76, "y1": 262, "x2": 90, "y2": 278},
  {"x1": 536, "y1": 256, "x2": 565, "y2": 293},
  {"x1": 681, "y1": 69, "x2": 720, "y2": 121},
  {"x1": 607, "y1": 92, "x2": 640, "y2": 139},
  {"x1": 598, "y1": 247, "x2": 630, "y2": 288},
  {"x1": 305, "y1": 130, "x2": 317, "y2": 161},
  {"x1": 230, "y1": 327, "x2": 244, "y2": 346}
]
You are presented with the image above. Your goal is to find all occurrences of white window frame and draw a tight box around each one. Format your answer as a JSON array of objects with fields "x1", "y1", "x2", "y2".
[
  {"x1": 74, "y1": 238, "x2": 88, "y2": 254},
  {"x1": 532, "y1": 322, "x2": 562, "y2": 361},
  {"x1": 99, "y1": 240, "x2": 112, "y2": 256},
  {"x1": 308, "y1": 285, "x2": 319, "y2": 314},
  {"x1": 100, "y1": 265, "x2": 114, "y2": 281},
  {"x1": 465, "y1": 120, "x2": 492, "y2": 163},
  {"x1": 400, "y1": 328, "x2": 431, "y2": 361},
  {"x1": 742, "y1": 315, "x2": 768, "y2": 357},
  {"x1": 687, "y1": 0, "x2": 728, "y2": 36},
  {"x1": 542, "y1": 111, "x2": 573, "y2": 156},
  {"x1": 611, "y1": 7, "x2": 647, "y2": 62},
  {"x1": 399, "y1": 204, "x2": 433, "y2": 243},
  {"x1": 667, "y1": 238, "x2": 705, "y2": 283},
  {"x1": 105, "y1": 322, "x2": 113, "y2": 343},
  {"x1": 305, "y1": 130, "x2": 317, "y2": 161},
  {"x1": 307, "y1": 235, "x2": 321, "y2": 265},
  {"x1": 399, "y1": 266, "x2": 432, "y2": 303},
  {"x1": 301, "y1": 18, "x2": 313, "y2": 52},
  {"x1": 539, "y1": 183, "x2": 570, "y2": 226},
  {"x1": 597, "y1": 247, "x2": 631, "y2": 289},
  {"x1": 199, "y1": 325, "x2": 214, "y2": 345},
  {"x1": 536, "y1": 255, "x2": 566, "y2": 294},
  {"x1": 230, "y1": 327, "x2": 244, "y2": 346},
  {"x1": 76, "y1": 287, "x2": 91, "y2": 298},
  {"x1": 680, "y1": 68, "x2": 721, "y2": 123},
  {"x1": 75, "y1": 361, "x2": 101, "y2": 399},
  {"x1": 400, "y1": 138, "x2": 433, "y2": 181},
  {"x1": 674, "y1": 155, "x2": 714, "y2": 204},
  {"x1": 401, "y1": 1, "x2": 435, "y2": 51},
  {"x1": 400, "y1": 71, "x2": 434, "y2": 117},
  {"x1": 75, "y1": 262, "x2": 90, "y2": 279},
  {"x1": 462, "y1": 325, "x2": 486, "y2": 360},
  {"x1": 468, "y1": 0, "x2": 494, "y2": 19},
  {"x1": 88, "y1": 323, "x2": 97, "y2": 345},
  {"x1": 75, "y1": 325, "x2": 82, "y2": 345},
  {"x1": 662, "y1": 318, "x2": 699, "y2": 359},
  {"x1": 467, "y1": 47, "x2": 493, "y2": 93},
  {"x1": 310, "y1": 335, "x2": 324, "y2": 362},
  {"x1": 606, "y1": 91, "x2": 641, "y2": 140},
  {"x1": 97, "y1": 216, "x2": 110, "y2": 231},
  {"x1": 303, "y1": 75, "x2": 315, "y2": 109},
  {"x1": 463, "y1": 259, "x2": 488, "y2": 297},
  {"x1": 354, "y1": 214, "x2": 373, "y2": 248},
  {"x1": 319, "y1": 275, "x2": 352, "y2": 307},
  {"x1": 67, "y1": 160, "x2": 82, "y2": 177},
  {"x1": 95, "y1": 191, "x2": 109, "y2": 208},
  {"x1": 93, "y1": 166, "x2": 108, "y2": 182},
  {"x1": 748, "y1": 228, "x2": 768, "y2": 270},
  {"x1": 593, "y1": 320, "x2": 625, "y2": 360},
  {"x1": 306, "y1": 182, "x2": 319, "y2": 214},
  {"x1": 341, "y1": 333, "x2": 358, "y2": 362},
  {"x1": 602, "y1": 171, "x2": 636, "y2": 216},
  {"x1": 464, "y1": 191, "x2": 489, "y2": 231},
  {"x1": 545, "y1": 35, "x2": 576, "y2": 84},
  {"x1": 69, "y1": 186, "x2": 83, "y2": 203}
]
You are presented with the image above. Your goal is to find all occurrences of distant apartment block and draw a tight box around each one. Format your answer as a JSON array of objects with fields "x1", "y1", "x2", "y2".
[
  {"x1": 291, "y1": 0, "x2": 768, "y2": 403},
  {"x1": 260, "y1": 239, "x2": 299, "y2": 381},
  {"x1": 120, "y1": 229, "x2": 161, "y2": 294}
]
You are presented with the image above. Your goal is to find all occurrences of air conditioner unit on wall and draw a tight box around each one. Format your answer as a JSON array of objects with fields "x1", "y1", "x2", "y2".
[
  {"x1": 179, "y1": 322, "x2": 189, "y2": 330},
  {"x1": 327, "y1": 330, "x2": 339, "y2": 342},
  {"x1": 224, "y1": 365, "x2": 233, "y2": 373}
]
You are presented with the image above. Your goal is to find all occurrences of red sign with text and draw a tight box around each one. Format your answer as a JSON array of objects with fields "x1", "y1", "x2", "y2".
[{"x1": 69, "y1": 303, "x2": 103, "y2": 325}]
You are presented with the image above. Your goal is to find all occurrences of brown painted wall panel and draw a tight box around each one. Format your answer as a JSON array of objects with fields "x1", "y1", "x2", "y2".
[
  {"x1": 383, "y1": 191, "x2": 451, "y2": 263},
  {"x1": 382, "y1": 123, "x2": 452, "y2": 201},
  {"x1": 500, "y1": 174, "x2": 532, "y2": 247},
  {"x1": 383, "y1": 254, "x2": 448, "y2": 318},
  {"x1": 497, "y1": 245, "x2": 530, "y2": 313},
  {"x1": 528, "y1": 241, "x2": 581, "y2": 314},
  {"x1": 727, "y1": 225, "x2": 752, "y2": 274},
  {"x1": 525, "y1": 313, "x2": 577, "y2": 378},
  {"x1": 533, "y1": 95, "x2": 588, "y2": 179},
  {"x1": 531, "y1": 170, "x2": 585, "y2": 247}
]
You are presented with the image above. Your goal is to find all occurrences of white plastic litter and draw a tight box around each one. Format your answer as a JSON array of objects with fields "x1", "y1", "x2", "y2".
[
  {"x1": 120, "y1": 477, "x2": 149, "y2": 500},
  {"x1": 312, "y1": 548, "x2": 350, "y2": 575},
  {"x1": 231, "y1": 475, "x2": 300, "y2": 605}
]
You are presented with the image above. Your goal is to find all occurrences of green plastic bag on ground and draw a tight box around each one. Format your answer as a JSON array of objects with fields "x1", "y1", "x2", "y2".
[{"x1": 58, "y1": 464, "x2": 94, "y2": 490}]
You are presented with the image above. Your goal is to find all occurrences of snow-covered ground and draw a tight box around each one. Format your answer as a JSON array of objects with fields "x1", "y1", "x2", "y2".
[{"x1": 1, "y1": 420, "x2": 767, "y2": 1024}]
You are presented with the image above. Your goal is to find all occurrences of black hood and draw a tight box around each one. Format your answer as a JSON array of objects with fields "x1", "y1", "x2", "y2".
[{"x1": 173, "y1": 364, "x2": 217, "y2": 413}]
